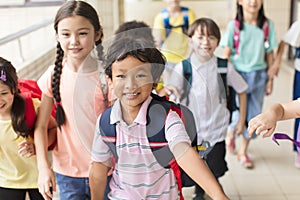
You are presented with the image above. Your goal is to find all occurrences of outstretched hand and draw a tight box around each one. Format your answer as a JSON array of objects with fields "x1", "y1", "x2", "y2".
[{"x1": 247, "y1": 111, "x2": 277, "y2": 138}]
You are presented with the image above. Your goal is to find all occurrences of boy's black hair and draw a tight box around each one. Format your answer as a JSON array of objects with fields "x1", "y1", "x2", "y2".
[
  {"x1": 188, "y1": 17, "x2": 221, "y2": 44},
  {"x1": 105, "y1": 37, "x2": 165, "y2": 83},
  {"x1": 236, "y1": 2, "x2": 267, "y2": 30},
  {"x1": 115, "y1": 20, "x2": 155, "y2": 45},
  {"x1": 0, "y1": 57, "x2": 31, "y2": 137}
]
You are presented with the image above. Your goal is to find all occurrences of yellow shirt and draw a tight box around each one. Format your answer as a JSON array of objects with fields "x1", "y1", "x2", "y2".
[
  {"x1": 0, "y1": 98, "x2": 39, "y2": 189},
  {"x1": 153, "y1": 8, "x2": 196, "y2": 63}
]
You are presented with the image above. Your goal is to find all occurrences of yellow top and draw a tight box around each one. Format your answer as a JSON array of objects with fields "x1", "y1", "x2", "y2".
[
  {"x1": 153, "y1": 8, "x2": 196, "y2": 63},
  {"x1": 0, "y1": 98, "x2": 40, "y2": 189}
]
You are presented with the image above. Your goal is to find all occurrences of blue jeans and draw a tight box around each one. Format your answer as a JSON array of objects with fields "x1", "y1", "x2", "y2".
[
  {"x1": 56, "y1": 173, "x2": 111, "y2": 200},
  {"x1": 56, "y1": 173, "x2": 91, "y2": 200},
  {"x1": 230, "y1": 69, "x2": 268, "y2": 139}
]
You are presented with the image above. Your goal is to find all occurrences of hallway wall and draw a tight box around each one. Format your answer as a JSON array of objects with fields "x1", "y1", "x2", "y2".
[{"x1": 124, "y1": 0, "x2": 291, "y2": 46}]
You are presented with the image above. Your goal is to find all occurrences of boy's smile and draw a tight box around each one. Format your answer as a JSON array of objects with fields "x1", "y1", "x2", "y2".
[
  {"x1": 112, "y1": 56, "x2": 154, "y2": 119},
  {"x1": 191, "y1": 25, "x2": 219, "y2": 61}
]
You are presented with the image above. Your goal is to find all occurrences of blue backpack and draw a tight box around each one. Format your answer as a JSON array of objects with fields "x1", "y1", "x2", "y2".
[
  {"x1": 99, "y1": 93, "x2": 199, "y2": 199},
  {"x1": 161, "y1": 6, "x2": 189, "y2": 38}
]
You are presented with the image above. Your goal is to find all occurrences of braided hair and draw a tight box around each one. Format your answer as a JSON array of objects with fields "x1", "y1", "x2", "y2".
[
  {"x1": 0, "y1": 57, "x2": 31, "y2": 137},
  {"x1": 53, "y1": 0, "x2": 104, "y2": 128}
]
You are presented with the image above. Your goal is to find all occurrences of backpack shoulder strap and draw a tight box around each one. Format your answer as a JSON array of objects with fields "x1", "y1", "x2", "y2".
[
  {"x1": 233, "y1": 19, "x2": 241, "y2": 55},
  {"x1": 217, "y1": 57, "x2": 228, "y2": 71},
  {"x1": 263, "y1": 19, "x2": 270, "y2": 49},
  {"x1": 147, "y1": 93, "x2": 174, "y2": 168},
  {"x1": 99, "y1": 107, "x2": 118, "y2": 162},
  {"x1": 217, "y1": 57, "x2": 237, "y2": 114},
  {"x1": 161, "y1": 8, "x2": 172, "y2": 38},
  {"x1": 181, "y1": 58, "x2": 192, "y2": 105},
  {"x1": 21, "y1": 93, "x2": 36, "y2": 131},
  {"x1": 181, "y1": 7, "x2": 189, "y2": 34}
]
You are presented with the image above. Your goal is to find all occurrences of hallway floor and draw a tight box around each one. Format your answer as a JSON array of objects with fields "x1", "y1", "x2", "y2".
[{"x1": 183, "y1": 60, "x2": 300, "y2": 200}]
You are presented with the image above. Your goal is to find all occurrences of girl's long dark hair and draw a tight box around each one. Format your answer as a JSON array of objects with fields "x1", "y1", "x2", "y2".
[
  {"x1": 235, "y1": 2, "x2": 267, "y2": 30},
  {"x1": 0, "y1": 57, "x2": 31, "y2": 137},
  {"x1": 52, "y1": 0, "x2": 104, "y2": 128}
]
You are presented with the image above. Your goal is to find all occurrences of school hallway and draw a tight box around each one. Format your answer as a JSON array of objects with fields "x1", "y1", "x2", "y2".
[
  {"x1": 43, "y1": 60, "x2": 300, "y2": 200},
  {"x1": 183, "y1": 60, "x2": 300, "y2": 200}
]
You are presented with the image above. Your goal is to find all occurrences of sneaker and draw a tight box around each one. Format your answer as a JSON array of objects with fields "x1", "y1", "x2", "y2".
[
  {"x1": 295, "y1": 153, "x2": 300, "y2": 169},
  {"x1": 237, "y1": 153, "x2": 254, "y2": 169}
]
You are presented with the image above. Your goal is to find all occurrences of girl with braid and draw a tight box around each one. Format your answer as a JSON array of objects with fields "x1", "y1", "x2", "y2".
[
  {"x1": 0, "y1": 57, "x2": 56, "y2": 200},
  {"x1": 34, "y1": 1, "x2": 108, "y2": 200}
]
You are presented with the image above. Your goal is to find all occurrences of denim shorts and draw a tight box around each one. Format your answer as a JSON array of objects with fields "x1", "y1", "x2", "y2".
[
  {"x1": 55, "y1": 172, "x2": 111, "y2": 200},
  {"x1": 56, "y1": 173, "x2": 91, "y2": 200},
  {"x1": 229, "y1": 69, "x2": 268, "y2": 139}
]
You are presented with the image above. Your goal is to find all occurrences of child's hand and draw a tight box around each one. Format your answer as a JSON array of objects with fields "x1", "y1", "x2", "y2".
[
  {"x1": 18, "y1": 140, "x2": 36, "y2": 158},
  {"x1": 248, "y1": 111, "x2": 277, "y2": 138},
  {"x1": 157, "y1": 85, "x2": 181, "y2": 99},
  {"x1": 267, "y1": 63, "x2": 280, "y2": 78},
  {"x1": 265, "y1": 78, "x2": 273, "y2": 96},
  {"x1": 234, "y1": 120, "x2": 245, "y2": 135}
]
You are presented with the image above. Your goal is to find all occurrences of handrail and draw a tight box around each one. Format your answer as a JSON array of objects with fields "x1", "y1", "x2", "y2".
[
  {"x1": 0, "y1": 19, "x2": 53, "y2": 45},
  {"x1": 0, "y1": 19, "x2": 53, "y2": 62}
]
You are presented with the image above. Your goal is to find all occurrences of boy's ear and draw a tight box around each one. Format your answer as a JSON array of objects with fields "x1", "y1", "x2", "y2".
[{"x1": 153, "y1": 83, "x2": 158, "y2": 89}]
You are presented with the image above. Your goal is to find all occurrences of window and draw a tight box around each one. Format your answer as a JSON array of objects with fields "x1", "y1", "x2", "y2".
[{"x1": 0, "y1": 0, "x2": 65, "y2": 7}]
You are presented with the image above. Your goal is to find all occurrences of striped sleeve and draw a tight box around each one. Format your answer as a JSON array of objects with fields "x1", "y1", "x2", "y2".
[
  {"x1": 91, "y1": 115, "x2": 112, "y2": 165},
  {"x1": 165, "y1": 110, "x2": 191, "y2": 151}
]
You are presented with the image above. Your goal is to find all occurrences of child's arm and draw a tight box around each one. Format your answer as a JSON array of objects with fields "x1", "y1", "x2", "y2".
[
  {"x1": 248, "y1": 100, "x2": 300, "y2": 137},
  {"x1": 234, "y1": 91, "x2": 247, "y2": 135},
  {"x1": 222, "y1": 46, "x2": 231, "y2": 59},
  {"x1": 174, "y1": 143, "x2": 229, "y2": 200},
  {"x1": 34, "y1": 94, "x2": 56, "y2": 200},
  {"x1": 89, "y1": 161, "x2": 110, "y2": 200},
  {"x1": 269, "y1": 40, "x2": 286, "y2": 78},
  {"x1": 265, "y1": 50, "x2": 275, "y2": 95},
  {"x1": 47, "y1": 115, "x2": 57, "y2": 149}
]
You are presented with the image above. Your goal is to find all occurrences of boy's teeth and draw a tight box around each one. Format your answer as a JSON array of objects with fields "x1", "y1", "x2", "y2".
[{"x1": 127, "y1": 93, "x2": 137, "y2": 96}]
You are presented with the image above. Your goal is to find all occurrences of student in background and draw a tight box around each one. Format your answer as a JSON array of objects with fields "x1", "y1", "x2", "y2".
[
  {"x1": 153, "y1": 0, "x2": 196, "y2": 85},
  {"x1": 0, "y1": 57, "x2": 56, "y2": 200},
  {"x1": 169, "y1": 18, "x2": 247, "y2": 200},
  {"x1": 89, "y1": 37, "x2": 229, "y2": 200},
  {"x1": 272, "y1": 20, "x2": 300, "y2": 168},
  {"x1": 34, "y1": 1, "x2": 108, "y2": 200},
  {"x1": 220, "y1": 0, "x2": 278, "y2": 169}
]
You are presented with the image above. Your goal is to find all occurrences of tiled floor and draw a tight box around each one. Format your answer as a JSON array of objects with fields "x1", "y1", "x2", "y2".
[{"x1": 183, "y1": 60, "x2": 300, "y2": 200}]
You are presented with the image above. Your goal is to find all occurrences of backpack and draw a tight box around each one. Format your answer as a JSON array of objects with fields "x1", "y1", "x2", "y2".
[
  {"x1": 18, "y1": 79, "x2": 57, "y2": 150},
  {"x1": 233, "y1": 19, "x2": 269, "y2": 56},
  {"x1": 99, "y1": 93, "x2": 199, "y2": 200},
  {"x1": 181, "y1": 57, "x2": 237, "y2": 115},
  {"x1": 161, "y1": 6, "x2": 189, "y2": 38}
]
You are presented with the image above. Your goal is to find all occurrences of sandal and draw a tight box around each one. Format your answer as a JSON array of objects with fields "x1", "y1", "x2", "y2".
[
  {"x1": 226, "y1": 137, "x2": 235, "y2": 154},
  {"x1": 237, "y1": 154, "x2": 254, "y2": 169}
]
